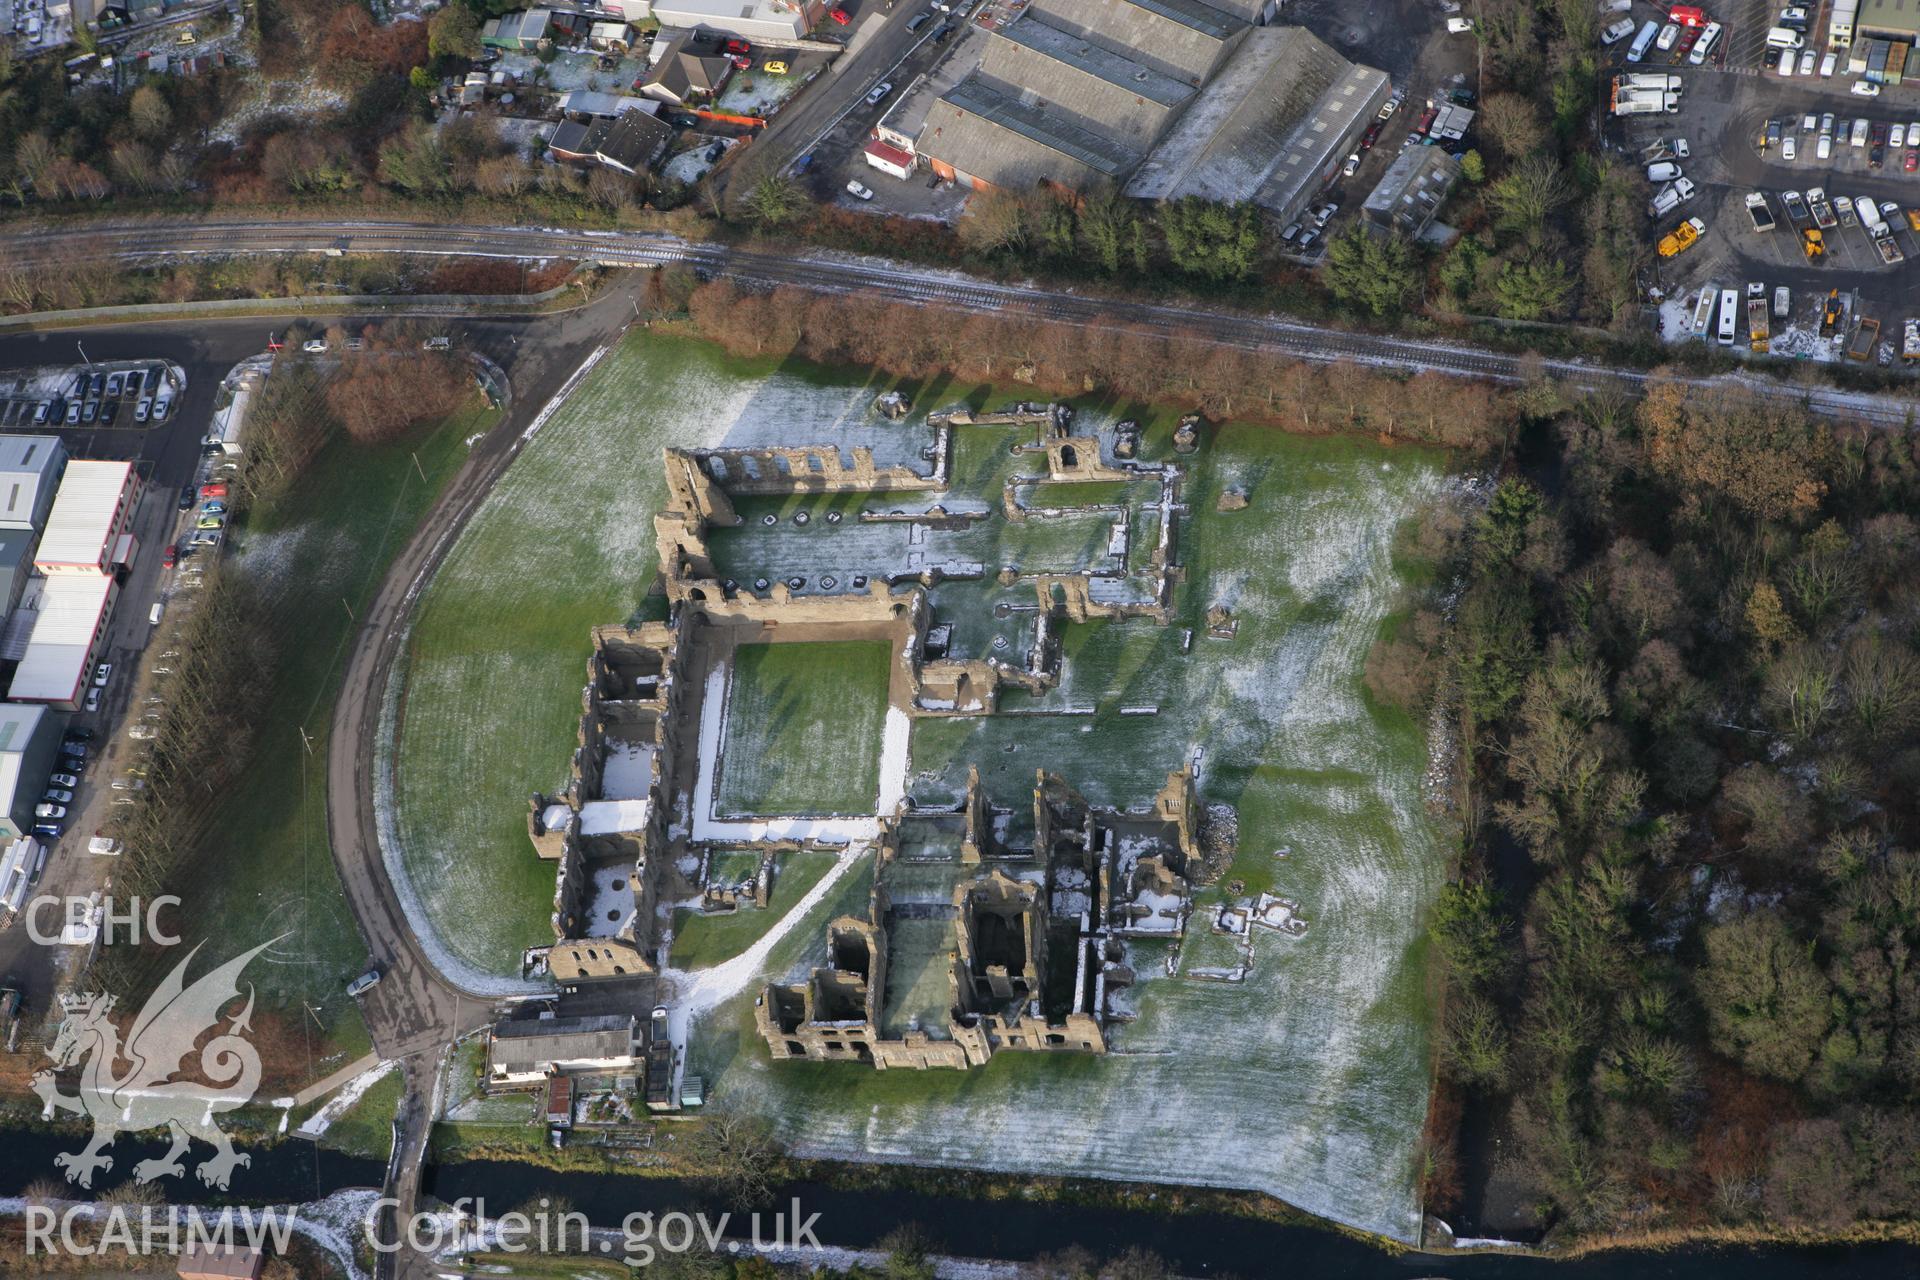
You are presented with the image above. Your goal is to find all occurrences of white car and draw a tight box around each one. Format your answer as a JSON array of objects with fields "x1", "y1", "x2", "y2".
[
  {"x1": 87, "y1": 835, "x2": 122, "y2": 856},
  {"x1": 1893, "y1": 124, "x2": 1907, "y2": 149},
  {"x1": 1647, "y1": 160, "x2": 1682, "y2": 182},
  {"x1": 83, "y1": 687, "x2": 101, "y2": 713},
  {"x1": 1601, "y1": 16, "x2": 1635, "y2": 44},
  {"x1": 1821, "y1": 51, "x2": 1837, "y2": 76},
  {"x1": 1798, "y1": 49, "x2": 1815, "y2": 75},
  {"x1": 1783, "y1": 135, "x2": 1796, "y2": 160},
  {"x1": 1817, "y1": 132, "x2": 1832, "y2": 159},
  {"x1": 1689, "y1": 20, "x2": 1722, "y2": 64},
  {"x1": 1341, "y1": 151, "x2": 1361, "y2": 176},
  {"x1": 1445, "y1": 16, "x2": 1473, "y2": 32},
  {"x1": 1853, "y1": 79, "x2": 1881, "y2": 97},
  {"x1": 1656, "y1": 21, "x2": 1679, "y2": 50},
  {"x1": 301, "y1": 338, "x2": 327, "y2": 353},
  {"x1": 865, "y1": 81, "x2": 892, "y2": 105},
  {"x1": 92, "y1": 662, "x2": 111, "y2": 688},
  {"x1": 845, "y1": 179, "x2": 874, "y2": 200},
  {"x1": 1674, "y1": 137, "x2": 1691, "y2": 158}
]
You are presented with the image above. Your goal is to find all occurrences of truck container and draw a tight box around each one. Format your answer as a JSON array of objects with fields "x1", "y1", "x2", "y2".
[
  {"x1": 1620, "y1": 71, "x2": 1684, "y2": 91},
  {"x1": 1611, "y1": 86, "x2": 1680, "y2": 114},
  {"x1": 1749, "y1": 296, "x2": 1771, "y2": 350},
  {"x1": 1649, "y1": 184, "x2": 1683, "y2": 219},
  {"x1": 1849, "y1": 317, "x2": 1880, "y2": 361},
  {"x1": 1904, "y1": 319, "x2": 1920, "y2": 362}
]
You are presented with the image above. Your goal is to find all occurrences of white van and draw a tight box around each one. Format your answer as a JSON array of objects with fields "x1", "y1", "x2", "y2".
[
  {"x1": 148, "y1": 602, "x2": 164, "y2": 626},
  {"x1": 1852, "y1": 117, "x2": 1870, "y2": 148},
  {"x1": 1766, "y1": 26, "x2": 1804, "y2": 49},
  {"x1": 1718, "y1": 289, "x2": 1739, "y2": 345},
  {"x1": 1627, "y1": 19, "x2": 1660, "y2": 61}
]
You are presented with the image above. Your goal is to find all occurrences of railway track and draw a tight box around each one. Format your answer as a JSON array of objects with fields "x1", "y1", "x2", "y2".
[{"x1": 10, "y1": 217, "x2": 1917, "y2": 426}]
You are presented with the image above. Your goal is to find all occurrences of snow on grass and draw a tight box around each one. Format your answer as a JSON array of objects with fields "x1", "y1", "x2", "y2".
[
  {"x1": 294, "y1": 1060, "x2": 398, "y2": 1139},
  {"x1": 386, "y1": 336, "x2": 1448, "y2": 1241}
]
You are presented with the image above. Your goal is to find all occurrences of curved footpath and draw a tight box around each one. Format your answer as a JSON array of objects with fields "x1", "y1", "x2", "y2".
[
  {"x1": 5, "y1": 217, "x2": 1918, "y2": 427},
  {"x1": 317, "y1": 282, "x2": 644, "y2": 1278}
]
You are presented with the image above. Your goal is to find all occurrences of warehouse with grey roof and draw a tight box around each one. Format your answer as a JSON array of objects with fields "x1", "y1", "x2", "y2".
[{"x1": 916, "y1": 1, "x2": 1386, "y2": 230}]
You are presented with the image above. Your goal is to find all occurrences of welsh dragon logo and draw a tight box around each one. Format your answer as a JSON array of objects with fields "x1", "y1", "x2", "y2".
[{"x1": 33, "y1": 938, "x2": 280, "y2": 1190}]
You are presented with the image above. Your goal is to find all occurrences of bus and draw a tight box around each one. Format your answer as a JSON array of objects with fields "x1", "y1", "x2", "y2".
[{"x1": 1717, "y1": 288, "x2": 1740, "y2": 344}]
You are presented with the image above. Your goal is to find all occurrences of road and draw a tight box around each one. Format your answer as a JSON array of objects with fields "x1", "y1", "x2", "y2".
[{"x1": 9, "y1": 217, "x2": 1919, "y2": 427}]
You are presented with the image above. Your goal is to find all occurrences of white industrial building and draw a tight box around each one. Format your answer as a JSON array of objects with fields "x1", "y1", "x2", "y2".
[{"x1": 7, "y1": 459, "x2": 139, "y2": 712}]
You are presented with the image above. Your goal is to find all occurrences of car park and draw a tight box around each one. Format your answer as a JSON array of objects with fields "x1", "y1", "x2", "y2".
[
  {"x1": 1894, "y1": 124, "x2": 1907, "y2": 149},
  {"x1": 721, "y1": 36, "x2": 750, "y2": 54},
  {"x1": 302, "y1": 339, "x2": 328, "y2": 353},
  {"x1": 80, "y1": 400, "x2": 96, "y2": 424},
  {"x1": 57, "y1": 756, "x2": 86, "y2": 775},
  {"x1": 202, "y1": 500, "x2": 227, "y2": 515},
  {"x1": 201, "y1": 483, "x2": 229, "y2": 498},
  {"x1": 32, "y1": 402, "x2": 49, "y2": 425},
  {"x1": 152, "y1": 391, "x2": 171, "y2": 419},
  {"x1": 1818, "y1": 132, "x2": 1832, "y2": 159},
  {"x1": 126, "y1": 370, "x2": 143, "y2": 396},
  {"x1": 1908, "y1": 150, "x2": 1919, "y2": 172},
  {"x1": 1674, "y1": 137, "x2": 1690, "y2": 158},
  {"x1": 1296, "y1": 227, "x2": 1320, "y2": 251},
  {"x1": 1872, "y1": 145, "x2": 1886, "y2": 170}
]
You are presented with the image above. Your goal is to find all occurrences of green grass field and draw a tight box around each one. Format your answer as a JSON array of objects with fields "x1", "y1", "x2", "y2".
[
  {"x1": 316, "y1": 1068, "x2": 404, "y2": 1161},
  {"x1": 386, "y1": 335, "x2": 1449, "y2": 1240},
  {"x1": 668, "y1": 851, "x2": 836, "y2": 970},
  {"x1": 140, "y1": 398, "x2": 495, "y2": 1086},
  {"x1": 715, "y1": 641, "x2": 890, "y2": 817}
]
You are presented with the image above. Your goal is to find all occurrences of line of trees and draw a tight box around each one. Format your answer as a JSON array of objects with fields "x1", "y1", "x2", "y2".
[
  {"x1": 1377, "y1": 370, "x2": 1920, "y2": 1240},
  {"x1": 679, "y1": 276, "x2": 1518, "y2": 450}
]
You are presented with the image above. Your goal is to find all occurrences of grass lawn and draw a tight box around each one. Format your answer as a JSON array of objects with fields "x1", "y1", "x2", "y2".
[
  {"x1": 714, "y1": 640, "x2": 890, "y2": 817},
  {"x1": 130, "y1": 397, "x2": 495, "y2": 1089},
  {"x1": 386, "y1": 334, "x2": 1451, "y2": 1241},
  {"x1": 668, "y1": 850, "x2": 836, "y2": 971},
  {"x1": 317, "y1": 1068, "x2": 404, "y2": 1162}
]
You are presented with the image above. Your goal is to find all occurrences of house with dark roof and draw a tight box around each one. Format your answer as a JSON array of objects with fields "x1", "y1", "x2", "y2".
[
  {"x1": 638, "y1": 37, "x2": 735, "y2": 106},
  {"x1": 548, "y1": 111, "x2": 674, "y2": 175}
]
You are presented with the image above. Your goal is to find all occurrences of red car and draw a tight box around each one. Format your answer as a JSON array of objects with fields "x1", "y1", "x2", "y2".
[
  {"x1": 728, "y1": 52, "x2": 750, "y2": 67},
  {"x1": 722, "y1": 36, "x2": 751, "y2": 54},
  {"x1": 200, "y1": 482, "x2": 228, "y2": 499},
  {"x1": 830, "y1": 6, "x2": 850, "y2": 21},
  {"x1": 1414, "y1": 105, "x2": 1438, "y2": 136},
  {"x1": 1907, "y1": 148, "x2": 1918, "y2": 172},
  {"x1": 162, "y1": 544, "x2": 177, "y2": 569},
  {"x1": 1361, "y1": 121, "x2": 1382, "y2": 149}
]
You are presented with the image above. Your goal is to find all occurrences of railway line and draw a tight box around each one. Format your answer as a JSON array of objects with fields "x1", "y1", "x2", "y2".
[{"x1": 9, "y1": 217, "x2": 1917, "y2": 425}]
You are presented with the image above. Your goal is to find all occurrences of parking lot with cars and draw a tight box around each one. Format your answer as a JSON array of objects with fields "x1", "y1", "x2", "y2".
[{"x1": 1608, "y1": 0, "x2": 1920, "y2": 363}]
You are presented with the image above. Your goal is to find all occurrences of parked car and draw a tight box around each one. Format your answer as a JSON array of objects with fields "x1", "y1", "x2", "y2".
[
  {"x1": 201, "y1": 500, "x2": 227, "y2": 515},
  {"x1": 1647, "y1": 160, "x2": 1683, "y2": 181},
  {"x1": 200, "y1": 482, "x2": 229, "y2": 499},
  {"x1": 866, "y1": 81, "x2": 892, "y2": 104},
  {"x1": 1853, "y1": 79, "x2": 1881, "y2": 97},
  {"x1": 1656, "y1": 21, "x2": 1679, "y2": 49},
  {"x1": 32, "y1": 822, "x2": 64, "y2": 840},
  {"x1": 162, "y1": 544, "x2": 177, "y2": 569},
  {"x1": 762, "y1": 58, "x2": 789, "y2": 73},
  {"x1": 347, "y1": 967, "x2": 383, "y2": 996},
  {"x1": 1297, "y1": 227, "x2": 1320, "y2": 251},
  {"x1": 1601, "y1": 16, "x2": 1635, "y2": 43},
  {"x1": 845, "y1": 179, "x2": 874, "y2": 200},
  {"x1": 83, "y1": 687, "x2": 101, "y2": 713},
  {"x1": 87, "y1": 834, "x2": 121, "y2": 855},
  {"x1": 1783, "y1": 135, "x2": 1796, "y2": 161},
  {"x1": 1797, "y1": 49, "x2": 1815, "y2": 75},
  {"x1": 50, "y1": 773, "x2": 79, "y2": 789},
  {"x1": 43, "y1": 788, "x2": 72, "y2": 805},
  {"x1": 1312, "y1": 202, "x2": 1338, "y2": 225},
  {"x1": 134, "y1": 397, "x2": 151, "y2": 423},
  {"x1": 721, "y1": 36, "x2": 750, "y2": 54},
  {"x1": 34, "y1": 803, "x2": 66, "y2": 819},
  {"x1": 178, "y1": 483, "x2": 196, "y2": 510},
  {"x1": 302, "y1": 338, "x2": 328, "y2": 353},
  {"x1": 932, "y1": 20, "x2": 954, "y2": 40},
  {"x1": 1445, "y1": 16, "x2": 1472, "y2": 32},
  {"x1": 57, "y1": 756, "x2": 87, "y2": 776},
  {"x1": 195, "y1": 514, "x2": 225, "y2": 531},
  {"x1": 91, "y1": 663, "x2": 110, "y2": 688},
  {"x1": 104, "y1": 373, "x2": 123, "y2": 397},
  {"x1": 829, "y1": 6, "x2": 849, "y2": 21},
  {"x1": 80, "y1": 400, "x2": 96, "y2": 423}
]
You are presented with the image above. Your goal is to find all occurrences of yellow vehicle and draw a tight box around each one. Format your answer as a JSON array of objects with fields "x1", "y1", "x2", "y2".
[
  {"x1": 1657, "y1": 216, "x2": 1705, "y2": 257},
  {"x1": 1802, "y1": 227, "x2": 1825, "y2": 260},
  {"x1": 763, "y1": 58, "x2": 790, "y2": 73},
  {"x1": 1907, "y1": 208, "x2": 1920, "y2": 232}
]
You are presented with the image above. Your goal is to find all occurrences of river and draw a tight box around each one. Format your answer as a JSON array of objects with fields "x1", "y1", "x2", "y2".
[{"x1": 0, "y1": 1128, "x2": 1907, "y2": 1278}]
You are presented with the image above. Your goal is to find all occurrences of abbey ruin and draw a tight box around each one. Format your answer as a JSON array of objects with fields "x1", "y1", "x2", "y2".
[{"x1": 527, "y1": 401, "x2": 1230, "y2": 1069}]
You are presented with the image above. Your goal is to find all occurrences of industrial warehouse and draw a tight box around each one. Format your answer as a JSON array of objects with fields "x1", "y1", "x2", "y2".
[{"x1": 909, "y1": 0, "x2": 1387, "y2": 228}]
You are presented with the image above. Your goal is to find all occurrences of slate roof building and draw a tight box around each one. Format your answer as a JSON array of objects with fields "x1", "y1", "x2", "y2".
[
  {"x1": 1361, "y1": 145, "x2": 1461, "y2": 238},
  {"x1": 487, "y1": 1014, "x2": 641, "y2": 1086},
  {"x1": 548, "y1": 111, "x2": 674, "y2": 174}
]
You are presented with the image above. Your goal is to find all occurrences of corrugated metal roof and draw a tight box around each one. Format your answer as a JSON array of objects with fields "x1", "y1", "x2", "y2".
[
  {"x1": 940, "y1": 77, "x2": 1141, "y2": 176},
  {"x1": 8, "y1": 574, "x2": 112, "y2": 703},
  {"x1": 490, "y1": 1015, "x2": 637, "y2": 1070},
  {"x1": 997, "y1": 15, "x2": 1196, "y2": 107},
  {"x1": 35, "y1": 460, "x2": 131, "y2": 571}
]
